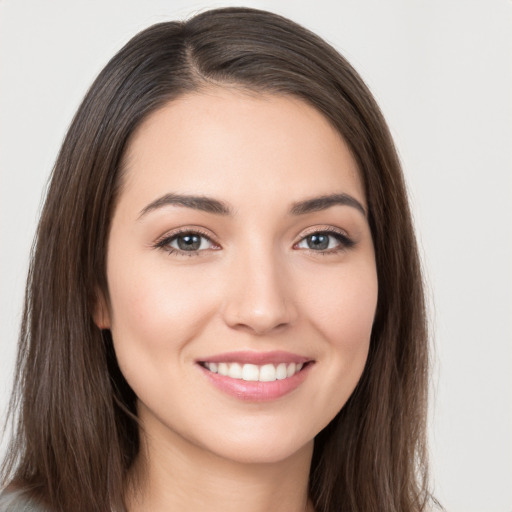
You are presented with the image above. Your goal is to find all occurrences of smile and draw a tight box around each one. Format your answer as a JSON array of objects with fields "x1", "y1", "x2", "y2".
[
  {"x1": 201, "y1": 361, "x2": 304, "y2": 382},
  {"x1": 197, "y1": 351, "x2": 314, "y2": 401}
]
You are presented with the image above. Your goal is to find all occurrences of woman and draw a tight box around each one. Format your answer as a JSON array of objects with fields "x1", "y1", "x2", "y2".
[{"x1": 0, "y1": 7, "x2": 435, "y2": 512}]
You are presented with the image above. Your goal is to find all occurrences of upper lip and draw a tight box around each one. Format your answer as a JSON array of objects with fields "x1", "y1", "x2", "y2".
[{"x1": 196, "y1": 350, "x2": 313, "y2": 365}]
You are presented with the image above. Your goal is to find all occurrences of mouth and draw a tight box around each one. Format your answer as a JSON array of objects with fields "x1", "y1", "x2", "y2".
[
  {"x1": 199, "y1": 361, "x2": 310, "y2": 382},
  {"x1": 196, "y1": 351, "x2": 315, "y2": 401}
]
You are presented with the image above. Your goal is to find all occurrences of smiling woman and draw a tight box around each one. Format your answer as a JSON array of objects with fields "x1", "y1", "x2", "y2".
[
  {"x1": 99, "y1": 91, "x2": 378, "y2": 486},
  {"x1": 1, "y1": 7, "x2": 435, "y2": 512}
]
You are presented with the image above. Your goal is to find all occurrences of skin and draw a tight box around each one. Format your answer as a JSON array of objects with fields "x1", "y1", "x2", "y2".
[{"x1": 95, "y1": 88, "x2": 378, "y2": 512}]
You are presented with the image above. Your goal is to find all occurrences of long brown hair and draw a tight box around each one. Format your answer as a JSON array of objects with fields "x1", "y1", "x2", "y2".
[{"x1": 2, "y1": 7, "x2": 434, "y2": 511}]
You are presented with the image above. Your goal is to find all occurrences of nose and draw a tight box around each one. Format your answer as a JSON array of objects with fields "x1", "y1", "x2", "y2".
[{"x1": 221, "y1": 246, "x2": 298, "y2": 336}]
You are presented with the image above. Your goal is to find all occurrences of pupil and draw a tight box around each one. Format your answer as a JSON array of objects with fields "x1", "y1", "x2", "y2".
[
  {"x1": 178, "y1": 234, "x2": 201, "y2": 251},
  {"x1": 308, "y1": 234, "x2": 329, "y2": 250}
]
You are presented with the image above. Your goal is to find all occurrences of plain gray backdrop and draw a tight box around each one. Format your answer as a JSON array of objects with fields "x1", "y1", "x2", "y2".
[{"x1": 1, "y1": 1, "x2": 511, "y2": 511}]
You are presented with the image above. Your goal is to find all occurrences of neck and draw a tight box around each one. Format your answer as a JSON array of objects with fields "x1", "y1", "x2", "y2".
[{"x1": 125, "y1": 421, "x2": 314, "y2": 512}]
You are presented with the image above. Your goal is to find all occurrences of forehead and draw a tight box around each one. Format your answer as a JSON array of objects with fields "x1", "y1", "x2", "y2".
[{"x1": 119, "y1": 88, "x2": 365, "y2": 213}]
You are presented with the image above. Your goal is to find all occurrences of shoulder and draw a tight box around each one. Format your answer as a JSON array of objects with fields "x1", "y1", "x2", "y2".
[{"x1": 0, "y1": 490, "x2": 47, "y2": 512}]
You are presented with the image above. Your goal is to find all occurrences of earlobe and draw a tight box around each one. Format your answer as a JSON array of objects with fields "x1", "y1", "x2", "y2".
[{"x1": 93, "y1": 289, "x2": 111, "y2": 330}]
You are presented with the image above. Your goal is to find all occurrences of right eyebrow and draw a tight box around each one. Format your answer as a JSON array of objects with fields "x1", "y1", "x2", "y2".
[
  {"x1": 138, "y1": 193, "x2": 233, "y2": 219},
  {"x1": 289, "y1": 193, "x2": 366, "y2": 217}
]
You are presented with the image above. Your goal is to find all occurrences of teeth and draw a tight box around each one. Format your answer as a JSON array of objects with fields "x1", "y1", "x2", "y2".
[
  {"x1": 229, "y1": 362, "x2": 243, "y2": 379},
  {"x1": 259, "y1": 364, "x2": 276, "y2": 382},
  {"x1": 276, "y1": 363, "x2": 288, "y2": 380},
  {"x1": 242, "y1": 364, "x2": 259, "y2": 381},
  {"x1": 203, "y1": 361, "x2": 304, "y2": 382}
]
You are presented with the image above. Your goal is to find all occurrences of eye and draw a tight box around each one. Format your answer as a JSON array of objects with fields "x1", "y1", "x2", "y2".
[
  {"x1": 154, "y1": 229, "x2": 218, "y2": 256},
  {"x1": 295, "y1": 229, "x2": 354, "y2": 253}
]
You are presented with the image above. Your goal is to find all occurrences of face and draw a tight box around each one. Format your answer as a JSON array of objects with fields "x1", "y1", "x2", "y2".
[{"x1": 98, "y1": 89, "x2": 378, "y2": 465}]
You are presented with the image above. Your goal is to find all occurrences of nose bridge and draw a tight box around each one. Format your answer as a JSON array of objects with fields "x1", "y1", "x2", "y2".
[{"x1": 221, "y1": 235, "x2": 296, "y2": 334}]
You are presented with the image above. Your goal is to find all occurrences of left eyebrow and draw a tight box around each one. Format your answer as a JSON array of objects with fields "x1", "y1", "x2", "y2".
[
  {"x1": 289, "y1": 193, "x2": 367, "y2": 217},
  {"x1": 138, "y1": 193, "x2": 233, "y2": 218}
]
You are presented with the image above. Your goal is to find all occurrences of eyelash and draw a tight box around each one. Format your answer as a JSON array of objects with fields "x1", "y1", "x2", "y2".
[{"x1": 153, "y1": 227, "x2": 355, "y2": 257}]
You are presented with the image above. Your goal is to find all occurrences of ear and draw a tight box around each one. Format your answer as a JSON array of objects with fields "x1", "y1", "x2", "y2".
[{"x1": 93, "y1": 288, "x2": 111, "y2": 330}]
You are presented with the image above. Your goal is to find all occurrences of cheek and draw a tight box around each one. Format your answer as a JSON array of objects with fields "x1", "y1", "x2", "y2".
[
  {"x1": 305, "y1": 263, "x2": 378, "y2": 350},
  {"x1": 299, "y1": 261, "x2": 377, "y2": 422},
  {"x1": 106, "y1": 256, "x2": 216, "y2": 366}
]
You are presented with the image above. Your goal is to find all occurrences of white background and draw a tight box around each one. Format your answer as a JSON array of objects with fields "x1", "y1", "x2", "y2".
[{"x1": 0, "y1": 1, "x2": 510, "y2": 511}]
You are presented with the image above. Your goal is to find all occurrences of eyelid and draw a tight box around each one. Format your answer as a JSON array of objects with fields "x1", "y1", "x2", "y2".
[
  {"x1": 152, "y1": 227, "x2": 220, "y2": 255},
  {"x1": 293, "y1": 225, "x2": 356, "y2": 253},
  {"x1": 297, "y1": 225, "x2": 350, "y2": 239}
]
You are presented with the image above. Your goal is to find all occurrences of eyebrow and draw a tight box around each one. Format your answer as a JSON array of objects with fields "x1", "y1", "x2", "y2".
[
  {"x1": 139, "y1": 193, "x2": 233, "y2": 218},
  {"x1": 290, "y1": 193, "x2": 366, "y2": 217},
  {"x1": 138, "y1": 192, "x2": 366, "y2": 219}
]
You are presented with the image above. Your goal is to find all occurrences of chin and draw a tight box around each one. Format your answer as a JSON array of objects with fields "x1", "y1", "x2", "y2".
[{"x1": 206, "y1": 435, "x2": 315, "y2": 466}]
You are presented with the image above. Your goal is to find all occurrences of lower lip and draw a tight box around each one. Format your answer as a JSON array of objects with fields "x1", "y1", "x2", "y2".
[{"x1": 198, "y1": 363, "x2": 313, "y2": 402}]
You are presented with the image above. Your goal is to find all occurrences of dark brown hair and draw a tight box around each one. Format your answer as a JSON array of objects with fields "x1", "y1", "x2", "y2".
[{"x1": 2, "y1": 7, "x2": 434, "y2": 512}]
